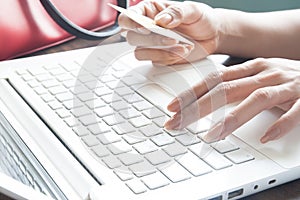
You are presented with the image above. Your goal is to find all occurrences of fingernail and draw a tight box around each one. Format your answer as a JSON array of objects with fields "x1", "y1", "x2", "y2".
[
  {"x1": 261, "y1": 128, "x2": 280, "y2": 143},
  {"x1": 136, "y1": 27, "x2": 151, "y2": 34},
  {"x1": 155, "y1": 13, "x2": 173, "y2": 26},
  {"x1": 162, "y1": 37, "x2": 178, "y2": 45},
  {"x1": 203, "y1": 122, "x2": 223, "y2": 143},
  {"x1": 167, "y1": 98, "x2": 180, "y2": 112},
  {"x1": 172, "y1": 45, "x2": 191, "y2": 57},
  {"x1": 164, "y1": 114, "x2": 181, "y2": 130}
]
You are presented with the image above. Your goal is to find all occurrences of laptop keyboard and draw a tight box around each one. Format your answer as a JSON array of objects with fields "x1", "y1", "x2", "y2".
[{"x1": 14, "y1": 60, "x2": 255, "y2": 194}]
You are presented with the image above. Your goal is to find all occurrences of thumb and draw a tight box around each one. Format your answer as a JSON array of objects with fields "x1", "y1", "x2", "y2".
[{"x1": 154, "y1": 2, "x2": 201, "y2": 28}]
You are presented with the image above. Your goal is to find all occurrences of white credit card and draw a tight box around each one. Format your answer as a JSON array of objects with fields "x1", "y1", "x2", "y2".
[{"x1": 108, "y1": 3, "x2": 194, "y2": 46}]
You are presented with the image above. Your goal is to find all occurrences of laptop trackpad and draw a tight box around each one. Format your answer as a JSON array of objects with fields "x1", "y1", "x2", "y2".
[{"x1": 233, "y1": 108, "x2": 300, "y2": 169}]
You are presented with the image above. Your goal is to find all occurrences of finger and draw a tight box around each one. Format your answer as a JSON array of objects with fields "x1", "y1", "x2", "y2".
[
  {"x1": 164, "y1": 75, "x2": 263, "y2": 130},
  {"x1": 261, "y1": 99, "x2": 300, "y2": 143},
  {"x1": 167, "y1": 60, "x2": 267, "y2": 112},
  {"x1": 154, "y1": 1, "x2": 204, "y2": 28},
  {"x1": 276, "y1": 100, "x2": 296, "y2": 111},
  {"x1": 203, "y1": 84, "x2": 296, "y2": 142},
  {"x1": 118, "y1": 1, "x2": 166, "y2": 33},
  {"x1": 134, "y1": 44, "x2": 192, "y2": 64},
  {"x1": 126, "y1": 31, "x2": 178, "y2": 46}
]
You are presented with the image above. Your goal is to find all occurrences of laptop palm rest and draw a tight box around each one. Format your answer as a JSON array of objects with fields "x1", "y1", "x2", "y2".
[{"x1": 233, "y1": 107, "x2": 300, "y2": 169}]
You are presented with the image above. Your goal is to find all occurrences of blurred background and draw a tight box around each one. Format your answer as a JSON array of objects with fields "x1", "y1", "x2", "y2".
[{"x1": 174, "y1": 0, "x2": 300, "y2": 12}]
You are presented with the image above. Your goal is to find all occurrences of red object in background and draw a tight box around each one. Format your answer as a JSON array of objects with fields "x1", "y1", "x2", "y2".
[{"x1": 0, "y1": 0, "x2": 141, "y2": 60}]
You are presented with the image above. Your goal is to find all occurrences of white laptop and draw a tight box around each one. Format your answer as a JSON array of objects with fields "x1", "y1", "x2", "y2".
[{"x1": 0, "y1": 38, "x2": 300, "y2": 200}]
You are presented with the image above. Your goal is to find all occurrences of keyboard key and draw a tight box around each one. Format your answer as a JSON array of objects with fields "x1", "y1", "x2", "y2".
[
  {"x1": 48, "y1": 101, "x2": 63, "y2": 110},
  {"x1": 152, "y1": 116, "x2": 169, "y2": 128},
  {"x1": 164, "y1": 129, "x2": 188, "y2": 137},
  {"x1": 213, "y1": 140, "x2": 239, "y2": 154},
  {"x1": 56, "y1": 108, "x2": 71, "y2": 118},
  {"x1": 56, "y1": 73, "x2": 74, "y2": 82},
  {"x1": 70, "y1": 86, "x2": 91, "y2": 97},
  {"x1": 71, "y1": 105, "x2": 93, "y2": 117},
  {"x1": 56, "y1": 92, "x2": 74, "y2": 102},
  {"x1": 186, "y1": 118, "x2": 212, "y2": 134},
  {"x1": 27, "y1": 67, "x2": 47, "y2": 75},
  {"x1": 189, "y1": 143, "x2": 214, "y2": 158},
  {"x1": 141, "y1": 171, "x2": 169, "y2": 190},
  {"x1": 202, "y1": 150, "x2": 232, "y2": 170},
  {"x1": 62, "y1": 79, "x2": 76, "y2": 88},
  {"x1": 40, "y1": 93, "x2": 55, "y2": 102},
  {"x1": 48, "y1": 85, "x2": 68, "y2": 95},
  {"x1": 77, "y1": 74, "x2": 96, "y2": 83},
  {"x1": 42, "y1": 79, "x2": 60, "y2": 88},
  {"x1": 119, "y1": 107, "x2": 141, "y2": 119},
  {"x1": 114, "y1": 86, "x2": 134, "y2": 96},
  {"x1": 107, "y1": 141, "x2": 132, "y2": 155},
  {"x1": 140, "y1": 124, "x2": 162, "y2": 137},
  {"x1": 94, "y1": 106, "x2": 114, "y2": 117},
  {"x1": 101, "y1": 93, "x2": 122, "y2": 104},
  {"x1": 64, "y1": 117, "x2": 80, "y2": 127},
  {"x1": 73, "y1": 125, "x2": 90, "y2": 137},
  {"x1": 27, "y1": 79, "x2": 40, "y2": 88},
  {"x1": 77, "y1": 92, "x2": 96, "y2": 102},
  {"x1": 79, "y1": 114, "x2": 102, "y2": 126},
  {"x1": 145, "y1": 150, "x2": 171, "y2": 165},
  {"x1": 122, "y1": 131, "x2": 146, "y2": 145},
  {"x1": 113, "y1": 122, "x2": 136, "y2": 135},
  {"x1": 88, "y1": 123, "x2": 111, "y2": 135},
  {"x1": 114, "y1": 170, "x2": 134, "y2": 181},
  {"x1": 99, "y1": 74, "x2": 116, "y2": 83},
  {"x1": 225, "y1": 149, "x2": 254, "y2": 164},
  {"x1": 34, "y1": 86, "x2": 48, "y2": 95},
  {"x1": 62, "y1": 99, "x2": 84, "y2": 110},
  {"x1": 123, "y1": 93, "x2": 144, "y2": 103},
  {"x1": 134, "y1": 140, "x2": 158, "y2": 155},
  {"x1": 163, "y1": 142, "x2": 187, "y2": 157},
  {"x1": 129, "y1": 161, "x2": 156, "y2": 177},
  {"x1": 92, "y1": 145, "x2": 110, "y2": 158},
  {"x1": 85, "y1": 98, "x2": 106, "y2": 109},
  {"x1": 36, "y1": 74, "x2": 53, "y2": 82},
  {"x1": 151, "y1": 133, "x2": 175, "y2": 147},
  {"x1": 81, "y1": 135, "x2": 100, "y2": 147},
  {"x1": 118, "y1": 151, "x2": 144, "y2": 166},
  {"x1": 126, "y1": 179, "x2": 147, "y2": 194},
  {"x1": 129, "y1": 116, "x2": 151, "y2": 128},
  {"x1": 21, "y1": 74, "x2": 34, "y2": 81},
  {"x1": 97, "y1": 131, "x2": 121, "y2": 145},
  {"x1": 103, "y1": 113, "x2": 125, "y2": 126},
  {"x1": 176, "y1": 133, "x2": 201, "y2": 146},
  {"x1": 47, "y1": 67, "x2": 66, "y2": 75},
  {"x1": 111, "y1": 100, "x2": 130, "y2": 111},
  {"x1": 94, "y1": 87, "x2": 112, "y2": 97},
  {"x1": 102, "y1": 156, "x2": 122, "y2": 169},
  {"x1": 142, "y1": 107, "x2": 165, "y2": 119},
  {"x1": 176, "y1": 152, "x2": 212, "y2": 177},
  {"x1": 160, "y1": 162, "x2": 191, "y2": 183},
  {"x1": 133, "y1": 101, "x2": 153, "y2": 111},
  {"x1": 121, "y1": 75, "x2": 147, "y2": 86}
]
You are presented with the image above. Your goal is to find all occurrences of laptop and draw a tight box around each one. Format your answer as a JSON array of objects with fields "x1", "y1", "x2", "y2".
[{"x1": 0, "y1": 39, "x2": 300, "y2": 200}]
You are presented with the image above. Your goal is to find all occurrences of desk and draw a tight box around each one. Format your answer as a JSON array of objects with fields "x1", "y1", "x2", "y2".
[{"x1": 2, "y1": 37, "x2": 300, "y2": 200}]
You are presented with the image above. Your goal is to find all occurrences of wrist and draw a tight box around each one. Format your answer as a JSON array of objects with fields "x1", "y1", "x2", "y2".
[{"x1": 214, "y1": 8, "x2": 231, "y2": 55}]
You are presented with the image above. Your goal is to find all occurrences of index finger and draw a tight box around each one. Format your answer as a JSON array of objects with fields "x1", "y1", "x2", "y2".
[{"x1": 118, "y1": 1, "x2": 167, "y2": 32}]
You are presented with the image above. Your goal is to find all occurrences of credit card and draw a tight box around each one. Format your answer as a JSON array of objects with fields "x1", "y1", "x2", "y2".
[{"x1": 108, "y1": 3, "x2": 194, "y2": 46}]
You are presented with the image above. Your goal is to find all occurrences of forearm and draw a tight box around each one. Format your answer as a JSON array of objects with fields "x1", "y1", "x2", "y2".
[{"x1": 215, "y1": 9, "x2": 300, "y2": 59}]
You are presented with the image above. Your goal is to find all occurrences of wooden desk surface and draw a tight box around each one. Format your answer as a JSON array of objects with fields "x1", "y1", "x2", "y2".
[{"x1": 3, "y1": 37, "x2": 300, "y2": 200}]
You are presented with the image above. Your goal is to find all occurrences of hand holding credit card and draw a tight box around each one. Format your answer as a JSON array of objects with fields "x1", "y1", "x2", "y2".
[{"x1": 108, "y1": 3, "x2": 194, "y2": 46}]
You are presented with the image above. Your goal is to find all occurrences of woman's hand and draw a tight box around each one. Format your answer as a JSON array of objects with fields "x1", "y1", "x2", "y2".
[
  {"x1": 164, "y1": 58, "x2": 300, "y2": 143},
  {"x1": 118, "y1": 0, "x2": 220, "y2": 65}
]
